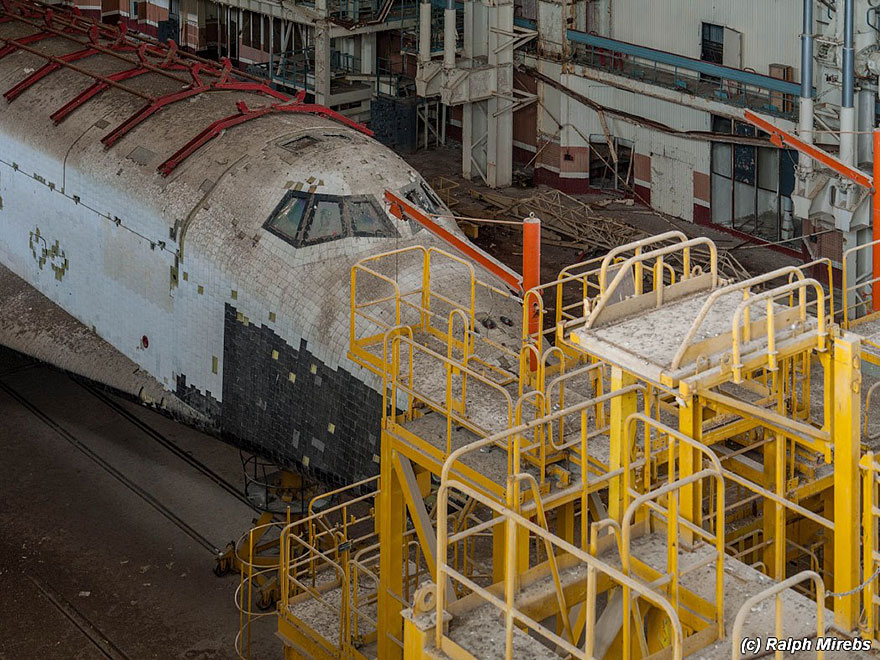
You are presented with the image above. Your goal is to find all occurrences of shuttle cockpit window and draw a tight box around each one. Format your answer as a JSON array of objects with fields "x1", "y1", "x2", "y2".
[
  {"x1": 397, "y1": 180, "x2": 447, "y2": 234},
  {"x1": 264, "y1": 191, "x2": 398, "y2": 247}
]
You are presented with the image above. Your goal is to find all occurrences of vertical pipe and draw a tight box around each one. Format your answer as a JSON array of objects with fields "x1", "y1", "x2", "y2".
[
  {"x1": 443, "y1": 1, "x2": 456, "y2": 69},
  {"x1": 840, "y1": 0, "x2": 856, "y2": 165},
  {"x1": 873, "y1": 129, "x2": 880, "y2": 311},
  {"x1": 418, "y1": 0, "x2": 431, "y2": 64},
  {"x1": 523, "y1": 215, "x2": 541, "y2": 371},
  {"x1": 799, "y1": 0, "x2": 815, "y2": 163}
]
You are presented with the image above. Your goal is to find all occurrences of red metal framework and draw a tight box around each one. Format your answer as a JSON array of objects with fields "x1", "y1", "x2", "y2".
[{"x1": 0, "y1": 0, "x2": 373, "y2": 177}]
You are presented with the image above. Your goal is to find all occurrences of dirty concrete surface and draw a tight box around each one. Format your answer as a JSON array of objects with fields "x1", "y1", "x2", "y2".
[{"x1": 0, "y1": 349, "x2": 273, "y2": 660}]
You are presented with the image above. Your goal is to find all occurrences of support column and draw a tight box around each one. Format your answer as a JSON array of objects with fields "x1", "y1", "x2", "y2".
[
  {"x1": 379, "y1": 440, "x2": 405, "y2": 658},
  {"x1": 419, "y1": 0, "x2": 431, "y2": 65},
  {"x1": 462, "y1": 104, "x2": 473, "y2": 180},
  {"x1": 314, "y1": 21, "x2": 332, "y2": 106},
  {"x1": 832, "y1": 331, "x2": 862, "y2": 632},
  {"x1": 798, "y1": 0, "x2": 814, "y2": 173},
  {"x1": 485, "y1": 0, "x2": 513, "y2": 187},
  {"x1": 839, "y1": 0, "x2": 856, "y2": 166},
  {"x1": 492, "y1": 512, "x2": 529, "y2": 584},
  {"x1": 678, "y1": 392, "x2": 703, "y2": 535},
  {"x1": 443, "y1": 1, "x2": 455, "y2": 69},
  {"x1": 361, "y1": 32, "x2": 376, "y2": 75},
  {"x1": 609, "y1": 367, "x2": 637, "y2": 521}
]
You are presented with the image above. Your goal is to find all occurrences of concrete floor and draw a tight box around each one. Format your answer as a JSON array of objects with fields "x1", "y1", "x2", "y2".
[{"x1": 0, "y1": 349, "x2": 277, "y2": 660}]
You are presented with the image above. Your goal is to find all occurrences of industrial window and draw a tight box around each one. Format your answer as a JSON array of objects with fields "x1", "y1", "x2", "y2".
[
  {"x1": 264, "y1": 192, "x2": 398, "y2": 247},
  {"x1": 700, "y1": 23, "x2": 724, "y2": 65},
  {"x1": 700, "y1": 23, "x2": 724, "y2": 84},
  {"x1": 709, "y1": 116, "x2": 799, "y2": 242}
]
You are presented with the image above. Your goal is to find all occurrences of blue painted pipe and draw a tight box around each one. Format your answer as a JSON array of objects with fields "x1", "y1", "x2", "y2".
[
  {"x1": 801, "y1": 0, "x2": 813, "y2": 99},
  {"x1": 566, "y1": 29, "x2": 805, "y2": 97},
  {"x1": 843, "y1": 0, "x2": 854, "y2": 108}
]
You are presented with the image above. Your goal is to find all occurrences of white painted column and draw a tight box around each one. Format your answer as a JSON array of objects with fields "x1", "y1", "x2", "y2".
[
  {"x1": 314, "y1": 21, "x2": 332, "y2": 105},
  {"x1": 443, "y1": 4, "x2": 456, "y2": 69},
  {"x1": 419, "y1": 0, "x2": 431, "y2": 64},
  {"x1": 462, "y1": 104, "x2": 473, "y2": 179},
  {"x1": 486, "y1": 0, "x2": 513, "y2": 187},
  {"x1": 361, "y1": 32, "x2": 375, "y2": 74}
]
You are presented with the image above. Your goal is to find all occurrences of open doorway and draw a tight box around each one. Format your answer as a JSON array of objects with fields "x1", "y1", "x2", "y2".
[{"x1": 588, "y1": 136, "x2": 633, "y2": 191}]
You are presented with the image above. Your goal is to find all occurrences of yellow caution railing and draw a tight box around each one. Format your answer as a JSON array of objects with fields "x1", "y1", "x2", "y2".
[
  {"x1": 275, "y1": 476, "x2": 383, "y2": 658},
  {"x1": 861, "y1": 451, "x2": 880, "y2": 642},
  {"x1": 434, "y1": 476, "x2": 684, "y2": 660},
  {"x1": 731, "y1": 571, "x2": 826, "y2": 660},
  {"x1": 350, "y1": 245, "x2": 521, "y2": 379},
  {"x1": 384, "y1": 331, "x2": 515, "y2": 451},
  {"x1": 668, "y1": 266, "x2": 826, "y2": 376},
  {"x1": 842, "y1": 238, "x2": 880, "y2": 327},
  {"x1": 621, "y1": 414, "x2": 726, "y2": 645}
]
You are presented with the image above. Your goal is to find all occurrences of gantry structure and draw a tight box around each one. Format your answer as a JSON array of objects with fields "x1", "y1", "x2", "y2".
[{"x1": 235, "y1": 221, "x2": 880, "y2": 659}]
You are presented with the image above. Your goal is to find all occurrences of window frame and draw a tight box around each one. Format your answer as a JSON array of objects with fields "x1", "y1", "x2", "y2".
[{"x1": 263, "y1": 190, "x2": 399, "y2": 248}]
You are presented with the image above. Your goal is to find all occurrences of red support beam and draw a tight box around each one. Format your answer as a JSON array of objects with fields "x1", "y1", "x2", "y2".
[
  {"x1": 4, "y1": 46, "x2": 97, "y2": 101},
  {"x1": 157, "y1": 101, "x2": 273, "y2": 176},
  {"x1": 385, "y1": 190, "x2": 523, "y2": 292},
  {"x1": 274, "y1": 102, "x2": 373, "y2": 136},
  {"x1": 523, "y1": 214, "x2": 541, "y2": 369},
  {"x1": 0, "y1": 28, "x2": 59, "y2": 60},
  {"x1": 50, "y1": 65, "x2": 149, "y2": 123}
]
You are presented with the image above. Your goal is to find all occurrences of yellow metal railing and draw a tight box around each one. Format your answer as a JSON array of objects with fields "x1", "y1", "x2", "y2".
[
  {"x1": 731, "y1": 571, "x2": 826, "y2": 660},
  {"x1": 586, "y1": 236, "x2": 718, "y2": 328},
  {"x1": 729, "y1": 278, "x2": 826, "y2": 382},
  {"x1": 275, "y1": 476, "x2": 382, "y2": 658},
  {"x1": 621, "y1": 415, "x2": 726, "y2": 645},
  {"x1": 843, "y1": 238, "x2": 880, "y2": 326},
  {"x1": 668, "y1": 266, "x2": 826, "y2": 374},
  {"x1": 384, "y1": 331, "x2": 515, "y2": 455},
  {"x1": 434, "y1": 476, "x2": 684, "y2": 660},
  {"x1": 235, "y1": 517, "x2": 290, "y2": 660},
  {"x1": 861, "y1": 451, "x2": 880, "y2": 642},
  {"x1": 350, "y1": 245, "x2": 522, "y2": 379}
]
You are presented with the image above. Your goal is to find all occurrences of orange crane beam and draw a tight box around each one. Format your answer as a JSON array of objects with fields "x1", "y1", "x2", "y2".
[{"x1": 742, "y1": 110, "x2": 880, "y2": 311}]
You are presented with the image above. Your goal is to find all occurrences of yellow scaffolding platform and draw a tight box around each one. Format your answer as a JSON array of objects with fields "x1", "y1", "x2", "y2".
[{"x1": 237, "y1": 235, "x2": 880, "y2": 659}]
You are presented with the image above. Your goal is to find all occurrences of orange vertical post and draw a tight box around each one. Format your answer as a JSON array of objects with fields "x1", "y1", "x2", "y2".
[
  {"x1": 873, "y1": 129, "x2": 880, "y2": 311},
  {"x1": 523, "y1": 215, "x2": 541, "y2": 370}
]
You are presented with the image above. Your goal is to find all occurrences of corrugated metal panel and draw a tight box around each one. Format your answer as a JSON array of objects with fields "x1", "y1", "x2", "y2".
[{"x1": 610, "y1": 0, "x2": 802, "y2": 77}]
